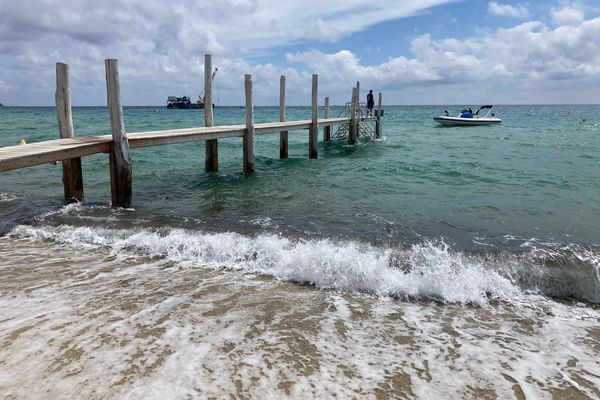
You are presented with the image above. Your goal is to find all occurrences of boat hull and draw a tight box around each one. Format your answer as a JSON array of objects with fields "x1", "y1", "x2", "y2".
[
  {"x1": 433, "y1": 116, "x2": 501, "y2": 126},
  {"x1": 167, "y1": 103, "x2": 205, "y2": 109}
]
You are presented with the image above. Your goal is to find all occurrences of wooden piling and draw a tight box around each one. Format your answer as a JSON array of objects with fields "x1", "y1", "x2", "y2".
[
  {"x1": 279, "y1": 75, "x2": 288, "y2": 159},
  {"x1": 355, "y1": 81, "x2": 361, "y2": 133},
  {"x1": 55, "y1": 62, "x2": 83, "y2": 203},
  {"x1": 376, "y1": 92, "x2": 382, "y2": 139},
  {"x1": 105, "y1": 59, "x2": 132, "y2": 208},
  {"x1": 309, "y1": 74, "x2": 318, "y2": 159},
  {"x1": 323, "y1": 96, "x2": 331, "y2": 141},
  {"x1": 349, "y1": 87, "x2": 358, "y2": 145},
  {"x1": 243, "y1": 74, "x2": 256, "y2": 173},
  {"x1": 204, "y1": 54, "x2": 218, "y2": 172}
]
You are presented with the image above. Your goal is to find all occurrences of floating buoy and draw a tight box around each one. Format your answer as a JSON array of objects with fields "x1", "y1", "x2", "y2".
[{"x1": 19, "y1": 139, "x2": 26, "y2": 145}]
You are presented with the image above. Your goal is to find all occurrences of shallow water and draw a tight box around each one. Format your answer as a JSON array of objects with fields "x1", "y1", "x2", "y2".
[{"x1": 1, "y1": 105, "x2": 599, "y2": 398}]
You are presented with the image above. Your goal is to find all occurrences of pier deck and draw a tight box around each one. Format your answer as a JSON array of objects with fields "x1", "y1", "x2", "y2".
[
  {"x1": 1, "y1": 56, "x2": 383, "y2": 206},
  {"x1": 0, "y1": 117, "x2": 354, "y2": 173}
]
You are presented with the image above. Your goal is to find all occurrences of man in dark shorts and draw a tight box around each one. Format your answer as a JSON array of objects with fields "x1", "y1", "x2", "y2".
[{"x1": 366, "y1": 90, "x2": 375, "y2": 116}]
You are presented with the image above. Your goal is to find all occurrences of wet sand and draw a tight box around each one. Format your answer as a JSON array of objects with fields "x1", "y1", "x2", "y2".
[{"x1": 0, "y1": 237, "x2": 599, "y2": 399}]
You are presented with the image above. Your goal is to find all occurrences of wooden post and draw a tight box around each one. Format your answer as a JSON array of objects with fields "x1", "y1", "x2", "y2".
[
  {"x1": 309, "y1": 74, "x2": 318, "y2": 159},
  {"x1": 279, "y1": 75, "x2": 288, "y2": 159},
  {"x1": 55, "y1": 62, "x2": 83, "y2": 203},
  {"x1": 243, "y1": 74, "x2": 256, "y2": 173},
  {"x1": 204, "y1": 54, "x2": 218, "y2": 172},
  {"x1": 376, "y1": 92, "x2": 383, "y2": 139},
  {"x1": 349, "y1": 87, "x2": 358, "y2": 145},
  {"x1": 323, "y1": 96, "x2": 331, "y2": 141},
  {"x1": 105, "y1": 59, "x2": 132, "y2": 208},
  {"x1": 356, "y1": 81, "x2": 361, "y2": 134}
]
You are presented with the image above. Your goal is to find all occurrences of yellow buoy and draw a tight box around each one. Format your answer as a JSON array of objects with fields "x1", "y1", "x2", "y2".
[{"x1": 19, "y1": 139, "x2": 26, "y2": 145}]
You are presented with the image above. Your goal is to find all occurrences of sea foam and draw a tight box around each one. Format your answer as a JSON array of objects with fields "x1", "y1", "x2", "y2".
[{"x1": 10, "y1": 224, "x2": 600, "y2": 306}]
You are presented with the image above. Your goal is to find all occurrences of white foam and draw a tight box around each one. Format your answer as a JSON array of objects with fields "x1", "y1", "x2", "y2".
[
  {"x1": 0, "y1": 192, "x2": 18, "y2": 202},
  {"x1": 11, "y1": 224, "x2": 596, "y2": 308},
  {"x1": 1, "y1": 236, "x2": 599, "y2": 399}
]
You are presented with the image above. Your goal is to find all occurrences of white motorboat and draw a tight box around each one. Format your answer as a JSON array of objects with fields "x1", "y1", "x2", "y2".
[{"x1": 434, "y1": 105, "x2": 501, "y2": 126}]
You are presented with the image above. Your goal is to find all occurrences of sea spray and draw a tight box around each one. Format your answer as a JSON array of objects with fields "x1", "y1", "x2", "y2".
[{"x1": 11, "y1": 224, "x2": 599, "y2": 305}]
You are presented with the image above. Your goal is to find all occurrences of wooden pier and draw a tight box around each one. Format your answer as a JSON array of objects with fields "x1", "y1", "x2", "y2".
[{"x1": 0, "y1": 55, "x2": 383, "y2": 208}]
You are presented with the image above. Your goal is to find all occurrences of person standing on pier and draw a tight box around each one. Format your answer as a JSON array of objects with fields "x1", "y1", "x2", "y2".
[{"x1": 366, "y1": 90, "x2": 375, "y2": 116}]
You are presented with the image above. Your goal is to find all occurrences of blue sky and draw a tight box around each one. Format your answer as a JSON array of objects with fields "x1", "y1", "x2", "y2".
[{"x1": 0, "y1": 0, "x2": 599, "y2": 105}]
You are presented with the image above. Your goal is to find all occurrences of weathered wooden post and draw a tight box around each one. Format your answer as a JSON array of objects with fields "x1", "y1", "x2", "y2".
[
  {"x1": 243, "y1": 74, "x2": 256, "y2": 173},
  {"x1": 279, "y1": 75, "x2": 288, "y2": 159},
  {"x1": 105, "y1": 59, "x2": 132, "y2": 208},
  {"x1": 323, "y1": 96, "x2": 331, "y2": 141},
  {"x1": 55, "y1": 62, "x2": 84, "y2": 203},
  {"x1": 309, "y1": 74, "x2": 318, "y2": 159},
  {"x1": 349, "y1": 87, "x2": 358, "y2": 145},
  {"x1": 356, "y1": 80, "x2": 361, "y2": 133},
  {"x1": 204, "y1": 54, "x2": 218, "y2": 172},
  {"x1": 376, "y1": 92, "x2": 383, "y2": 139}
]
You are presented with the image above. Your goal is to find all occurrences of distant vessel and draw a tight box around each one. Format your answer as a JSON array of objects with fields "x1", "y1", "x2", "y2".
[
  {"x1": 433, "y1": 105, "x2": 501, "y2": 126},
  {"x1": 168, "y1": 67, "x2": 218, "y2": 109},
  {"x1": 166, "y1": 95, "x2": 214, "y2": 109}
]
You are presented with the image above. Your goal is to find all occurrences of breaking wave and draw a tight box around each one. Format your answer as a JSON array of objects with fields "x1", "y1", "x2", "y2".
[{"x1": 9, "y1": 224, "x2": 600, "y2": 306}]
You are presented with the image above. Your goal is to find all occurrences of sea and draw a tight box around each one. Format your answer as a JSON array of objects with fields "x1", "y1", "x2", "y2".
[{"x1": 1, "y1": 104, "x2": 599, "y2": 399}]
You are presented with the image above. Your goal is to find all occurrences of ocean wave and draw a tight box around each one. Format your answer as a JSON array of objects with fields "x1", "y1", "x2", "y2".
[
  {"x1": 9, "y1": 224, "x2": 600, "y2": 306},
  {"x1": 0, "y1": 192, "x2": 18, "y2": 202}
]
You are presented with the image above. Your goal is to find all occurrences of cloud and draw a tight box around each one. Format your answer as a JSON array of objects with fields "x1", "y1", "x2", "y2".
[
  {"x1": 488, "y1": 2, "x2": 529, "y2": 18},
  {"x1": 285, "y1": 16, "x2": 600, "y2": 104},
  {"x1": 0, "y1": 0, "x2": 599, "y2": 106},
  {"x1": 551, "y1": 5, "x2": 585, "y2": 25},
  {"x1": 0, "y1": 0, "x2": 458, "y2": 105}
]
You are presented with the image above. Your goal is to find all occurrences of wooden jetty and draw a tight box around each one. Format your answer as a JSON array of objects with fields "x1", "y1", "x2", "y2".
[{"x1": 0, "y1": 55, "x2": 383, "y2": 208}]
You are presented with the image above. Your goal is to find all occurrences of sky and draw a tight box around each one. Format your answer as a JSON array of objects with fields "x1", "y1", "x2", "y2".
[{"x1": 0, "y1": 0, "x2": 599, "y2": 106}]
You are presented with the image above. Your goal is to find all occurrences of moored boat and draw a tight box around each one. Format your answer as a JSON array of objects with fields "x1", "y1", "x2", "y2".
[
  {"x1": 167, "y1": 95, "x2": 214, "y2": 109},
  {"x1": 434, "y1": 105, "x2": 501, "y2": 126}
]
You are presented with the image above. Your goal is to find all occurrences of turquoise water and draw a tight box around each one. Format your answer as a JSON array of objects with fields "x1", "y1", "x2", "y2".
[
  {"x1": 2, "y1": 105, "x2": 599, "y2": 247},
  {"x1": 2, "y1": 105, "x2": 600, "y2": 398}
]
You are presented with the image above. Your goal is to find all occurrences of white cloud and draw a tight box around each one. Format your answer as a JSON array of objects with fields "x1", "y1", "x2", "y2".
[
  {"x1": 0, "y1": 0, "x2": 599, "y2": 106},
  {"x1": 285, "y1": 16, "x2": 600, "y2": 104},
  {"x1": 551, "y1": 5, "x2": 585, "y2": 25},
  {"x1": 488, "y1": 2, "x2": 529, "y2": 18},
  {"x1": 0, "y1": 0, "x2": 457, "y2": 105}
]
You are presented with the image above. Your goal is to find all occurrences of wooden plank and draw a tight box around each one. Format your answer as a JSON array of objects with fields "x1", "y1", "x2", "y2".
[
  {"x1": 0, "y1": 137, "x2": 111, "y2": 172},
  {"x1": 279, "y1": 75, "x2": 288, "y2": 159},
  {"x1": 105, "y1": 59, "x2": 132, "y2": 208},
  {"x1": 243, "y1": 74, "x2": 255, "y2": 173},
  {"x1": 256, "y1": 120, "x2": 312, "y2": 134},
  {"x1": 128, "y1": 125, "x2": 245, "y2": 148},
  {"x1": 204, "y1": 54, "x2": 218, "y2": 172},
  {"x1": 0, "y1": 118, "x2": 354, "y2": 173},
  {"x1": 55, "y1": 62, "x2": 84, "y2": 202},
  {"x1": 309, "y1": 74, "x2": 318, "y2": 159}
]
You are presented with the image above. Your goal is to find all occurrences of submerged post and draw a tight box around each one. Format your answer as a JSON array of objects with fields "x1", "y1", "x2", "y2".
[
  {"x1": 243, "y1": 74, "x2": 256, "y2": 173},
  {"x1": 309, "y1": 74, "x2": 318, "y2": 159},
  {"x1": 356, "y1": 80, "x2": 361, "y2": 134},
  {"x1": 376, "y1": 92, "x2": 382, "y2": 139},
  {"x1": 105, "y1": 59, "x2": 132, "y2": 208},
  {"x1": 55, "y1": 62, "x2": 83, "y2": 203},
  {"x1": 204, "y1": 54, "x2": 218, "y2": 172},
  {"x1": 323, "y1": 96, "x2": 331, "y2": 141},
  {"x1": 279, "y1": 75, "x2": 288, "y2": 159},
  {"x1": 349, "y1": 87, "x2": 358, "y2": 145}
]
